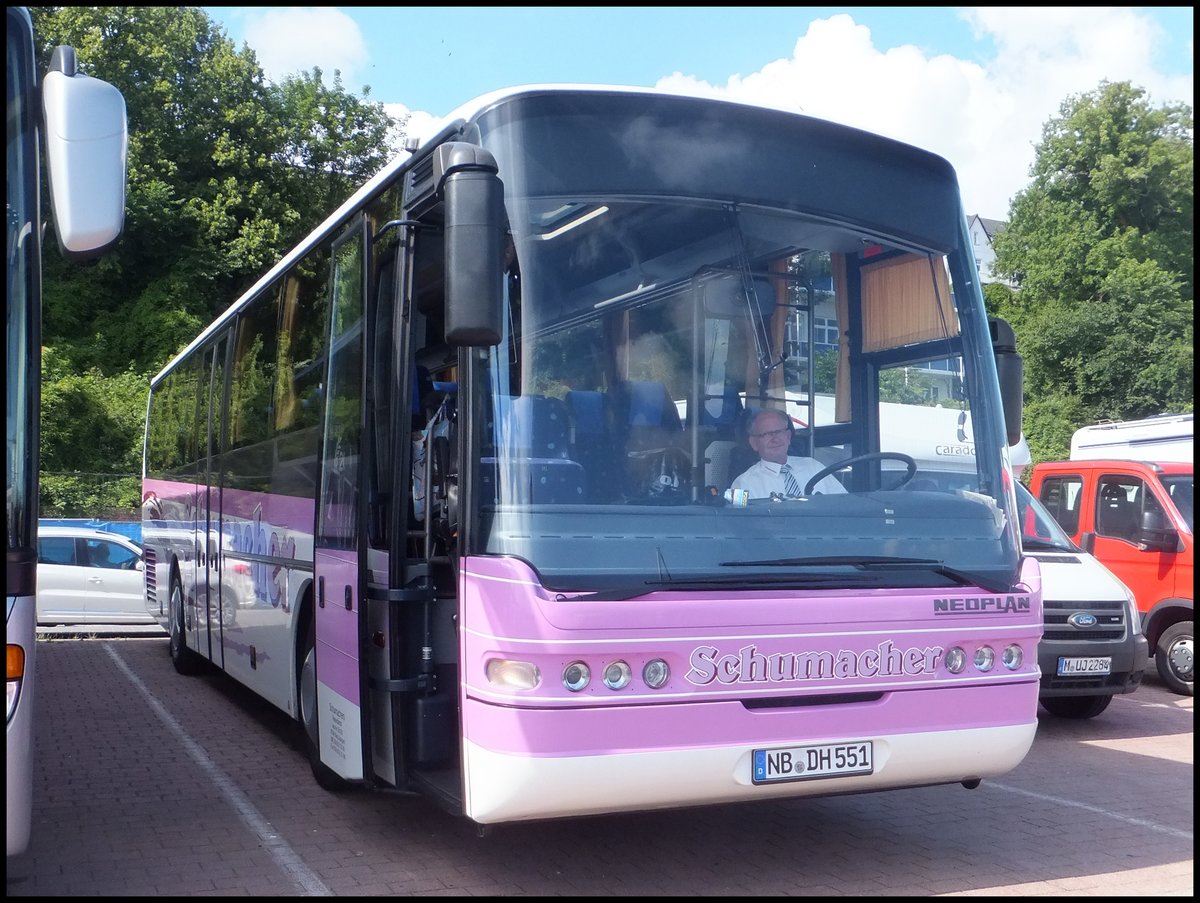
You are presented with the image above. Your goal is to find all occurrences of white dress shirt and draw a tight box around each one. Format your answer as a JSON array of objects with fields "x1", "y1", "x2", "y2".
[{"x1": 730, "y1": 456, "x2": 847, "y2": 499}]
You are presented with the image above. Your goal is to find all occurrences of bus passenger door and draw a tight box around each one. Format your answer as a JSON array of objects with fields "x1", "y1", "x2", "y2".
[
  {"x1": 312, "y1": 221, "x2": 368, "y2": 783},
  {"x1": 197, "y1": 335, "x2": 229, "y2": 666}
]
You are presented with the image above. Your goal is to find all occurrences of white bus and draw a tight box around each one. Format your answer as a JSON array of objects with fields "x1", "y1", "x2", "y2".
[{"x1": 6, "y1": 6, "x2": 126, "y2": 857}]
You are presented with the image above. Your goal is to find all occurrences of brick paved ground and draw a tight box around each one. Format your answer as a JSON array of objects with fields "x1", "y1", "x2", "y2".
[{"x1": 6, "y1": 635, "x2": 1192, "y2": 896}]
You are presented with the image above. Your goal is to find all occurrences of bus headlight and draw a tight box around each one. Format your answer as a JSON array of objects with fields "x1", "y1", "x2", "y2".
[
  {"x1": 562, "y1": 661, "x2": 590, "y2": 692},
  {"x1": 642, "y1": 658, "x2": 670, "y2": 689},
  {"x1": 485, "y1": 658, "x2": 540, "y2": 690},
  {"x1": 1002, "y1": 644, "x2": 1024, "y2": 670},
  {"x1": 603, "y1": 660, "x2": 632, "y2": 690},
  {"x1": 974, "y1": 646, "x2": 996, "y2": 672},
  {"x1": 945, "y1": 647, "x2": 967, "y2": 674}
]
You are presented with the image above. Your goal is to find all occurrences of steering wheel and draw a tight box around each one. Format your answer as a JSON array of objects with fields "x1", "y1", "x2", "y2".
[{"x1": 803, "y1": 452, "x2": 918, "y2": 495}]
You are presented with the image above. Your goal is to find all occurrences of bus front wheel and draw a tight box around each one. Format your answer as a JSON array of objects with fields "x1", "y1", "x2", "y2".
[
  {"x1": 169, "y1": 577, "x2": 205, "y2": 675},
  {"x1": 299, "y1": 617, "x2": 351, "y2": 792}
]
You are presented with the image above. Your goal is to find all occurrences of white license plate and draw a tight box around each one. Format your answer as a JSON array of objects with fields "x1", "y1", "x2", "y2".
[
  {"x1": 752, "y1": 741, "x2": 874, "y2": 784},
  {"x1": 1057, "y1": 656, "x2": 1112, "y2": 676}
]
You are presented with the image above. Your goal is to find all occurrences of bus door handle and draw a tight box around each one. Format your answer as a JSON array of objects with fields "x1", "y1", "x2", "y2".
[{"x1": 318, "y1": 575, "x2": 325, "y2": 608}]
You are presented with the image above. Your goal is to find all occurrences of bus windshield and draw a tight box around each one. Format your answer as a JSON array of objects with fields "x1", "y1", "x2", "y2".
[{"x1": 467, "y1": 96, "x2": 1018, "y2": 594}]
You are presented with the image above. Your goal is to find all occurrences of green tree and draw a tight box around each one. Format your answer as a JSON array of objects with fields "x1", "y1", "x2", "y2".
[
  {"x1": 32, "y1": 6, "x2": 398, "y2": 376},
  {"x1": 991, "y1": 80, "x2": 1193, "y2": 463},
  {"x1": 29, "y1": 6, "x2": 401, "y2": 515}
]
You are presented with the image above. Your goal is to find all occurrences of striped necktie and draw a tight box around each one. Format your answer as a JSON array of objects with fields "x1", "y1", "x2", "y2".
[{"x1": 780, "y1": 463, "x2": 802, "y2": 497}]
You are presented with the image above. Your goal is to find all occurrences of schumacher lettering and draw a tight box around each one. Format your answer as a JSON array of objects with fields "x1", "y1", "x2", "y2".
[
  {"x1": 685, "y1": 640, "x2": 943, "y2": 686},
  {"x1": 933, "y1": 595, "x2": 1031, "y2": 615}
]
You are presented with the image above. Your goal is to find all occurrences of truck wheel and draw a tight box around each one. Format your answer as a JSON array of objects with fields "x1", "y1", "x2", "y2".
[
  {"x1": 1155, "y1": 621, "x2": 1194, "y2": 696},
  {"x1": 1040, "y1": 695, "x2": 1112, "y2": 719}
]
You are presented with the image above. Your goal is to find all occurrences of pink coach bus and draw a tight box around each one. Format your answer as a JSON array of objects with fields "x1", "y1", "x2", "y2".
[{"x1": 142, "y1": 86, "x2": 1041, "y2": 825}]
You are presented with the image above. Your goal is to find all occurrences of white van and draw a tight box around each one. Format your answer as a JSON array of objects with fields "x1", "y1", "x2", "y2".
[
  {"x1": 1014, "y1": 482, "x2": 1148, "y2": 717},
  {"x1": 880, "y1": 403, "x2": 1148, "y2": 717}
]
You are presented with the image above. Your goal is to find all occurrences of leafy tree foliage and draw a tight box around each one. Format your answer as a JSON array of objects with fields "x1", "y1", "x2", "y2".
[
  {"x1": 32, "y1": 6, "x2": 397, "y2": 375},
  {"x1": 990, "y1": 81, "x2": 1193, "y2": 465},
  {"x1": 29, "y1": 6, "x2": 400, "y2": 514}
]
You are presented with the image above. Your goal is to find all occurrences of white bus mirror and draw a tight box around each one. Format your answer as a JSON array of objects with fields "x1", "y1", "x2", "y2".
[{"x1": 41, "y1": 45, "x2": 127, "y2": 260}]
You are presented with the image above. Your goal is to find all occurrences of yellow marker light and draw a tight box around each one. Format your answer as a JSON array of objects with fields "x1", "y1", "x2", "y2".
[
  {"x1": 7, "y1": 644, "x2": 25, "y2": 680},
  {"x1": 7, "y1": 644, "x2": 26, "y2": 720}
]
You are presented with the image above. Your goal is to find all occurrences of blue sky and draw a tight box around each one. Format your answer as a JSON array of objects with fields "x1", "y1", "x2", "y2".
[{"x1": 204, "y1": 7, "x2": 1193, "y2": 218}]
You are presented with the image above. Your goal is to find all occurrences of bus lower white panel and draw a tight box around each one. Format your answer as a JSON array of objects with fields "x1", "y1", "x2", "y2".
[
  {"x1": 462, "y1": 722, "x2": 1036, "y2": 824},
  {"x1": 316, "y1": 681, "x2": 363, "y2": 781}
]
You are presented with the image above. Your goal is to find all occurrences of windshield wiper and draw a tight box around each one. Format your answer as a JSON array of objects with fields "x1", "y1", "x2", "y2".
[
  {"x1": 720, "y1": 555, "x2": 997, "y2": 591},
  {"x1": 565, "y1": 572, "x2": 848, "y2": 601},
  {"x1": 1021, "y1": 538, "x2": 1076, "y2": 552}
]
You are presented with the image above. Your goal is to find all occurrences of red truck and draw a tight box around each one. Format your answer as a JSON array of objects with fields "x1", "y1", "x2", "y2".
[{"x1": 1029, "y1": 458, "x2": 1193, "y2": 695}]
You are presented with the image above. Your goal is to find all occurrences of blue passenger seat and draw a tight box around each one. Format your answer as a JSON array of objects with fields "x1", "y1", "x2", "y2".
[
  {"x1": 566, "y1": 390, "x2": 623, "y2": 502},
  {"x1": 481, "y1": 395, "x2": 587, "y2": 504}
]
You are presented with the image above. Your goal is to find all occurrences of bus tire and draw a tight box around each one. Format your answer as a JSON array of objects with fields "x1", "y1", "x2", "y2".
[
  {"x1": 169, "y1": 576, "x2": 205, "y2": 675},
  {"x1": 299, "y1": 616, "x2": 351, "y2": 792},
  {"x1": 1040, "y1": 694, "x2": 1112, "y2": 719},
  {"x1": 1155, "y1": 621, "x2": 1194, "y2": 696}
]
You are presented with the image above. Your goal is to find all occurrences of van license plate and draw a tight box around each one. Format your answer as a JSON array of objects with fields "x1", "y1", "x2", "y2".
[
  {"x1": 1057, "y1": 656, "x2": 1112, "y2": 675},
  {"x1": 752, "y1": 741, "x2": 873, "y2": 784}
]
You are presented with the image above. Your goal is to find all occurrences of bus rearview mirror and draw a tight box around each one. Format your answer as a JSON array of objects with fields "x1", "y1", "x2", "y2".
[{"x1": 439, "y1": 143, "x2": 505, "y2": 346}]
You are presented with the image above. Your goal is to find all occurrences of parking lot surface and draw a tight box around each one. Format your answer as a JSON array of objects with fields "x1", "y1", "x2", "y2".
[{"x1": 6, "y1": 635, "x2": 1192, "y2": 896}]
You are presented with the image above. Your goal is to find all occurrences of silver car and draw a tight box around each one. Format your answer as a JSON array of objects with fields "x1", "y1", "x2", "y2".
[{"x1": 36, "y1": 526, "x2": 153, "y2": 625}]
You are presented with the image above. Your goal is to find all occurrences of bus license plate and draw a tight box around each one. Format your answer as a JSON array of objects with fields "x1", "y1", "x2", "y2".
[
  {"x1": 1057, "y1": 656, "x2": 1112, "y2": 676},
  {"x1": 752, "y1": 741, "x2": 873, "y2": 784}
]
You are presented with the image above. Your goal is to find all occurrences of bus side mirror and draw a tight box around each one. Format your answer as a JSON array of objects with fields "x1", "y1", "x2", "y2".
[
  {"x1": 41, "y1": 45, "x2": 127, "y2": 260},
  {"x1": 989, "y1": 317, "x2": 1024, "y2": 447},
  {"x1": 1138, "y1": 508, "x2": 1179, "y2": 552},
  {"x1": 437, "y1": 142, "x2": 504, "y2": 346}
]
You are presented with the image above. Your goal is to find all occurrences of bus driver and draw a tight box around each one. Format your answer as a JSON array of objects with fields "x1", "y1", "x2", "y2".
[{"x1": 731, "y1": 409, "x2": 847, "y2": 499}]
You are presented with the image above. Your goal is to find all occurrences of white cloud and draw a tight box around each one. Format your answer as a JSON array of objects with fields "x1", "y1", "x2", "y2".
[
  {"x1": 382, "y1": 103, "x2": 441, "y2": 148},
  {"x1": 228, "y1": 7, "x2": 1190, "y2": 220},
  {"x1": 653, "y1": 9, "x2": 1192, "y2": 219},
  {"x1": 241, "y1": 7, "x2": 367, "y2": 87}
]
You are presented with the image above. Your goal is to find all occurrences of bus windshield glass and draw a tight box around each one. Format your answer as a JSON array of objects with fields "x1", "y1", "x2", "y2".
[{"x1": 468, "y1": 93, "x2": 1019, "y2": 595}]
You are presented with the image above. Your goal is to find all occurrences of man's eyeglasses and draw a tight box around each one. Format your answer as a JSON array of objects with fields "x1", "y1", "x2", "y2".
[{"x1": 751, "y1": 428, "x2": 791, "y2": 441}]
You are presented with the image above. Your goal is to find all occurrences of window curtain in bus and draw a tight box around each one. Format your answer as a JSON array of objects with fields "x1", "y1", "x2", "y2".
[{"x1": 859, "y1": 252, "x2": 957, "y2": 353}]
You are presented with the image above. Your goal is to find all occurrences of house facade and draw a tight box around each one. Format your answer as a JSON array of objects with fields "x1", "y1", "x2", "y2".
[{"x1": 967, "y1": 214, "x2": 1011, "y2": 286}]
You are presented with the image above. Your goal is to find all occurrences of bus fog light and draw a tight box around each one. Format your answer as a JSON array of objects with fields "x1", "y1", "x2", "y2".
[
  {"x1": 603, "y1": 660, "x2": 632, "y2": 690},
  {"x1": 974, "y1": 646, "x2": 996, "y2": 672},
  {"x1": 485, "y1": 658, "x2": 540, "y2": 689},
  {"x1": 562, "y1": 661, "x2": 590, "y2": 692},
  {"x1": 642, "y1": 658, "x2": 670, "y2": 689},
  {"x1": 1002, "y1": 644, "x2": 1023, "y2": 670},
  {"x1": 945, "y1": 647, "x2": 966, "y2": 674}
]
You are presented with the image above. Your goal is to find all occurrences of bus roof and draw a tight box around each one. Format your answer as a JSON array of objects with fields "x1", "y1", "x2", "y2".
[{"x1": 152, "y1": 84, "x2": 958, "y2": 386}]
